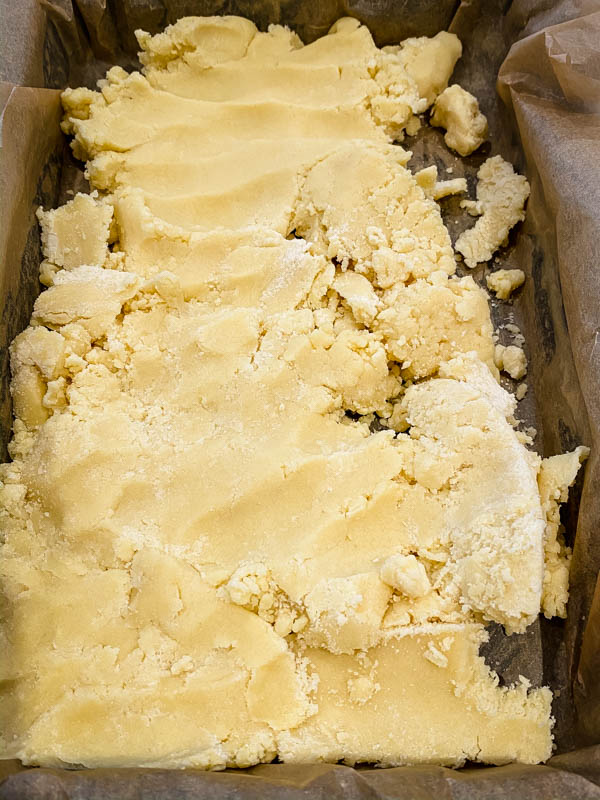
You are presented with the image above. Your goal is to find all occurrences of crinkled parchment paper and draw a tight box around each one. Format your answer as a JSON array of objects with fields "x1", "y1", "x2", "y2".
[{"x1": 0, "y1": 0, "x2": 599, "y2": 797}]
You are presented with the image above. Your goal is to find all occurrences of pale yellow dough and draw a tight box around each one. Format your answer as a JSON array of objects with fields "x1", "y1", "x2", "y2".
[
  {"x1": 0, "y1": 15, "x2": 586, "y2": 770},
  {"x1": 487, "y1": 268, "x2": 526, "y2": 300},
  {"x1": 456, "y1": 156, "x2": 530, "y2": 268},
  {"x1": 495, "y1": 343, "x2": 528, "y2": 380},
  {"x1": 431, "y1": 84, "x2": 488, "y2": 156}
]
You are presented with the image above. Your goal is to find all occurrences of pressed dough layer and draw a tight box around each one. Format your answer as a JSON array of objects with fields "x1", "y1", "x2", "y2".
[{"x1": 0, "y1": 15, "x2": 587, "y2": 769}]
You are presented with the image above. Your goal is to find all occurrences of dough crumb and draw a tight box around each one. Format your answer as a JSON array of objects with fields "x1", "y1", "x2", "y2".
[
  {"x1": 516, "y1": 382, "x2": 528, "y2": 401},
  {"x1": 415, "y1": 165, "x2": 467, "y2": 200},
  {"x1": 494, "y1": 343, "x2": 528, "y2": 380},
  {"x1": 405, "y1": 115, "x2": 422, "y2": 136},
  {"x1": 432, "y1": 177, "x2": 467, "y2": 200},
  {"x1": 456, "y1": 156, "x2": 530, "y2": 268},
  {"x1": 380, "y1": 554, "x2": 431, "y2": 597},
  {"x1": 37, "y1": 192, "x2": 113, "y2": 274},
  {"x1": 538, "y1": 447, "x2": 589, "y2": 618},
  {"x1": 486, "y1": 269, "x2": 525, "y2": 300},
  {"x1": 431, "y1": 84, "x2": 488, "y2": 156}
]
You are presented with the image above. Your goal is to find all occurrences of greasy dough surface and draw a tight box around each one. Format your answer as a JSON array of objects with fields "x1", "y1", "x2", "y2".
[{"x1": 0, "y1": 15, "x2": 587, "y2": 770}]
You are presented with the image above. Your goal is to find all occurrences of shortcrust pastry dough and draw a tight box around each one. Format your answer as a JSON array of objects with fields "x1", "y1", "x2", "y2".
[{"x1": 0, "y1": 15, "x2": 586, "y2": 769}]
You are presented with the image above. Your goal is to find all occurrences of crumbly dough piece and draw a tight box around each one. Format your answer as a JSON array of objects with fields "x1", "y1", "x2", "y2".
[
  {"x1": 487, "y1": 269, "x2": 525, "y2": 300},
  {"x1": 36, "y1": 192, "x2": 112, "y2": 270},
  {"x1": 36, "y1": 192, "x2": 119, "y2": 285},
  {"x1": 431, "y1": 84, "x2": 488, "y2": 156},
  {"x1": 0, "y1": 15, "x2": 586, "y2": 771},
  {"x1": 495, "y1": 343, "x2": 528, "y2": 380},
  {"x1": 414, "y1": 164, "x2": 467, "y2": 200},
  {"x1": 456, "y1": 156, "x2": 530, "y2": 267},
  {"x1": 380, "y1": 554, "x2": 431, "y2": 597},
  {"x1": 516, "y1": 382, "x2": 528, "y2": 401},
  {"x1": 376, "y1": 276, "x2": 496, "y2": 379},
  {"x1": 538, "y1": 447, "x2": 589, "y2": 618}
]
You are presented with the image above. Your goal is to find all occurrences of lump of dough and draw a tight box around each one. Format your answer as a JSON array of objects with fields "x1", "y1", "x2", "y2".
[
  {"x1": 9, "y1": 365, "x2": 49, "y2": 429},
  {"x1": 136, "y1": 15, "x2": 258, "y2": 71},
  {"x1": 375, "y1": 276, "x2": 496, "y2": 380},
  {"x1": 333, "y1": 271, "x2": 380, "y2": 325},
  {"x1": 32, "y1": 266, "x2": 140, "y2": 339},
  {"x1": 380, "y1": 554, "x2": 431, "y2": 597},
  {"x1": 456, "y1": 156, "x2": 530, "y2": 268},
  {"x1": 438, "y1": 352, "x2": 514, "y2": 418},
  {"x1": 486, "y1": 268, "x2": 525, "y2": 300},
  {"x1": 37, "y1": 193, "x2": 113, "y2": 273},
  {"x1": 431, "y1": 84, "x2": 488, "y2": 156},
  {"x1": 395, "y1": 32, "x2": 463, "y2": 106},
  {"x1": 516, "y1": 382, "x2": 528, "y2": 401},
  {"x1": 538, "y1": 447, "x2": 589, "y2": 618},
  {"x1": 289, "y1": 327, "x2": 400, "y2": 415},
  {"x1": 494, "y1": 343, "x2": 527, "y2": 380},
  {"x1": 431, "y1": 178, "x2": 468, "y2": 200},
  {"x1": 414, "y1": 165, "x2": 467, "y2": 200},
  {"x1": 400, "y1": 368, "x2": 545, "y2": 633},
  {"x1": 10, "y1": 327, "x2": 67, "y2": 382},
  {"x1": 370, "y1": 31, "x2": 462, "y2": 137},
  {"x1": 8, "y1": 328, "x2": 68, "y2": 429}
]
